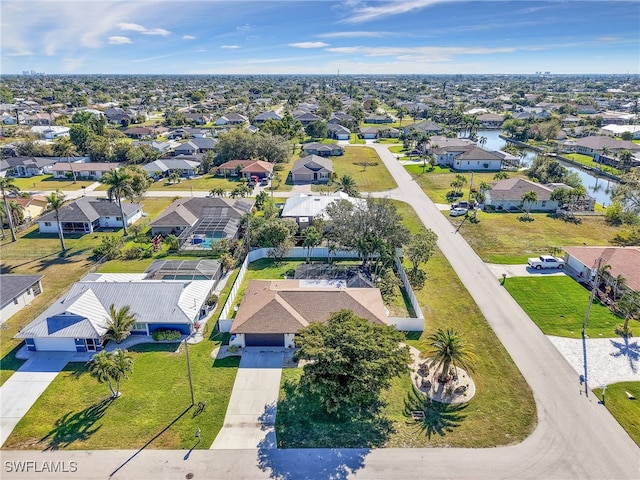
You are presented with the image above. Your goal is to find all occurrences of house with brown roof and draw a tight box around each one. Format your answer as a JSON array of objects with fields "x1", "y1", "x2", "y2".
[
  {"x1": 484, "y1": 178, "x2": 559, "y2": 212},
  {"x1": 563, "y1": 246, "x2": 640, "y2": 293},
  {"x1": 51, "y1": 162, "x2": 120, "y2": 180},
  {"x1": 215, "y1": 160, "x2": 274, "y2": 179},
  {"x1": 229, "y1": 279, "x2": 388, "y2": 347}
]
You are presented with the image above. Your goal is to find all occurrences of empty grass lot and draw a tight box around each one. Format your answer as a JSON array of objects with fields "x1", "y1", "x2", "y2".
[
  {"x1": 593, "y1": 382, "x2": 640, "y2": 447},
  {"x1": 276, "y1": 201, "x2": 536, "y2": 448},
  {"x1": 4, "y1": 337, "x2": 239, "y2": 450},
  {"x1": 11, "y1": 175, "x2": 95, "y2": 192},
  {"x1": 0, "y1": 198, "x2": 173, "y2": 386},
  {"x1": 503, "y1": 276, "x2": 626, "y2": 338}
]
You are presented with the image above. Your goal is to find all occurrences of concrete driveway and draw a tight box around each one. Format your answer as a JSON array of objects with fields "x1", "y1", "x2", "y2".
[
  {"x1": 486, "y1": 263, "x2": 570, "y2": 278},
  {"x1": 210, "y1": 349, "x2": 284, "y2": 450},
  {"x1": 0, "y1": 352, "x2": 74, "y2": 446}
]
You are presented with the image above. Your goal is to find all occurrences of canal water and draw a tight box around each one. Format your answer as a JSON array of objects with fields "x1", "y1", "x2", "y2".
[{"x1": 478, "y1": 130, "x2": 615, "y2": 206}]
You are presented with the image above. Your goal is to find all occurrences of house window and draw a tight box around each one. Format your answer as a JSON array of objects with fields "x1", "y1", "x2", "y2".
[
  {"x1": 13, "y1": 297, "x2": 18, "y2": 305},
  {"x1": 32, "y1": 283, "x2": 41, "y2": 296},
  {"x1": 116, "y1": 217, "x2": 122, "y2": 221},
  {"x1": 541, "y1": 201, "x2": 547, "y2": 207},
  {"x1": 132, "y1": 322, "x2": 146, "y2": 331},
  {"x1": 90, "y1": 171, "x2": 97, "y2": 176},
  {"x1": 44, "y1": 222, "x2": 52, "y2": 226},
  {"x1": 86, "y1": 338, "x2": 97, "y2": 351}
]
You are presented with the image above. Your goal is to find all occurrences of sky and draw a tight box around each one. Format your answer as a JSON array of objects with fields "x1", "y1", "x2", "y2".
[{"x1": 1, "y1": 0, "x2": 639, "y2": 75}]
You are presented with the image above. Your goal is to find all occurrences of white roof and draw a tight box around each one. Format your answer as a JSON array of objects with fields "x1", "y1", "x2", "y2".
[{"x1": 281, "y1": 192, "x2": 359, "y2": 219}]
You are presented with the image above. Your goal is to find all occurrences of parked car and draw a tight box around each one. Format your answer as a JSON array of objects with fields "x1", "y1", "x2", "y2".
[
  {"x1": 453, "y1": 201, "x2": 475, "y2": 210},
  {"x1": 450, "y1": 207, "x2": 468, "y2": 217},
  {"x1": 527, "y1": 255, "x2": 565, "y2": 270}
]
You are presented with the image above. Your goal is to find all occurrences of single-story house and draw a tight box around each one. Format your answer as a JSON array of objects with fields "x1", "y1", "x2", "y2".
[
  {"x1": 328, "y1": 113, "x2": 355, "y2": 125},
  {"x1": 3, "y1": 156, "x2": 57, "y2": 177},
  {"x1": 434, "y1": 146, "x2": 503, "y2": 171},
  {"x1": 601, "y1": 124, "x2": 640, "y2": 139},
  {"x1": 403, "y1": 120, "x2": 442, "y2": 135},
  {"x1": 51, "y1": 162, "x2": 120, "y2": 181},
  {"x1": 215, "y1": 160, "x2": 274, "y2": 179},
  {"x1": 124, "y1": 126, "x2": 159, "y2": 139},
  {"x1": 290, "y1": 155, "x2": 333, "y2": 183},
  {"x1": 15, "y1": 274, "x2": 215, "y2": 352},
  {"x1": 229, "y1": 279, "x2": 388, "y2": 347},
  {"x1": 142, "y1": 158, "x2": 201, "y2": 179},
  {"x1": 563, "y1": 246, "x2": 640, "y2": 293},
  {"x1": 327, "y1": 123, "x2": 351, "y2": 140},
  {"x1": 173, "y1": 138, "x2": 216, "y2": 156},
  {"x1": 359, "y1": 126, "x2": 400, "y2": 139},
  {"x1": 0, "y1": 275, "x2": 43, "y2": 323},
  {"x1": 364, "y1": 114, "x2": 393, "y2": 124},
  {"x1": 38, "y1": 197, "x2": 143, "y2": 235},
  {"x1": 545, "y1": 183, "x2": 595, "y2": 211},
  {"x1": 11, "y1": 194, "x2": 49, "y2": 221},
  {"x1": 574, "y1": 136, "x2": 640, "y2": 158},
  {"x1": 476, "y1": 113, "x2": 505, "y2": 129},
  {"x1": 254, "y1": 111, "x2": 282, "y2": 124},
  {"x1": 281, "y1": 192, "x2": 358, "y2": 227},
  {"x1": 484, "y1": 178, "x2": 559, "y2": 212},
  {"x1": 30, "y1": 126, "x2": 70, "y2": 140},
  {"x1": 294, "y1": 112, "x2": 321, "y2": 125},
  {"x1": 301, "y1": 142, "x2": 344, "y2": 157},
  {"x1": 149, "y1": 197, "x2": 253, "y2": 244},
  {"x1": 215, "y1": 113, "x2": 248, "y2": 126}
]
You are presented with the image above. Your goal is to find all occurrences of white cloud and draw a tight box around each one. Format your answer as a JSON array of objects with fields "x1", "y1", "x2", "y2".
[
  {"x1": 109, "y1": 36, "x2": 132, "y2": 45},
  {"x1": 118, "y1": 22, "x2": 170, "y2": 36},
  {"x1": 220, "y1": 45, "x2": 240, "y2": 50},
  {"x1": 236, "y1": 24, "x2": 253, "y2": 32},
  {"x1": 324, "y1": 45, "x2": 515, "y2": 61},
  {"x1": 288, "y1": 42, "x2": 329, "y2": 49},
  {"x1": 5, "y1": 50, "x2": 33, "y2": 57},
  {"x1": 182, "y1": 35, "x2": 196, "y2": 40},
  {"x1": 342, "y1": 0, "x2": 452, "y2": 24}
]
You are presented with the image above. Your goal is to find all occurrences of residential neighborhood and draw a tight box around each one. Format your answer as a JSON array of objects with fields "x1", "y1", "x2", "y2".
[{"x1": 1, "y1": 70, "x2": 639, "y2": 479}]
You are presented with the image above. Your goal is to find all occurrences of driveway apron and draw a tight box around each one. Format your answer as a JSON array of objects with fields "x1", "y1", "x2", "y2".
[
  {"x1": 210, "y1": 349, "x2": 284, "y2": 449},
  {"x1": 0, "y1": 352, "x2": 74, "y2": 446}
]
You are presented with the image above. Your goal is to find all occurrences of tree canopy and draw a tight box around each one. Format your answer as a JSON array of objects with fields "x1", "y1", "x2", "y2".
[{"x1": 294, "y1": 309, "x2": 410, "y2": 418}]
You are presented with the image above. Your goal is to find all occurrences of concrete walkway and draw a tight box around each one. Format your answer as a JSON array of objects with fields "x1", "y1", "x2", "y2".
[
  {"x1": 210, "y1": 349, "x2": 284, "y2": 450},
  {"x1": 0, "y1": 352, "x2": 74, "y2": 447},
  {"x1": 486, "y1": 263, "x2": 570, "y2": 278}
]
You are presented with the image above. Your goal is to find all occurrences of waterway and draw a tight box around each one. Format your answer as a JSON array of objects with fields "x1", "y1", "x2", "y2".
[{"x1": 478, "y1": 130, "x2": 615, "y2": 206}]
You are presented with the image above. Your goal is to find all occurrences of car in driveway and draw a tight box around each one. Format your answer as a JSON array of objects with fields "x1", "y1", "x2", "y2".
[
  {"x1": 450, "y1": 207, "x2": 468, "y2": 217},
  {"x1": 527, "y1": 255, "x2": 565, "y2": 269}
]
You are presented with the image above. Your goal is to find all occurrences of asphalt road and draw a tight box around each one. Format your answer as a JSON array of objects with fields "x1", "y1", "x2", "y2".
[{"x1": 2, "y1": 144, "x2": 638, "y2": 479}]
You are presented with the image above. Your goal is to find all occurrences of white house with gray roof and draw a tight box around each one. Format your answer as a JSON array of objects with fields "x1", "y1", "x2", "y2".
[
  {"x1": 142, "y1": 158, "x2": 201, "y2": 179},
  {"x1": 290, "y1": 155, "x2": 334, "y2": 183},
  {"x1": 15, "y1": 274, "x2": 215, "y2": 352},
  {"x1": 281, "y1": 192, "x2": 359, "y2": 227},
  {"x1": 0, "y1": 275, "x2": 43, "y2": 323},
  {"x1": 434, "y1": 145, "x2": 503, "y2": 171}
]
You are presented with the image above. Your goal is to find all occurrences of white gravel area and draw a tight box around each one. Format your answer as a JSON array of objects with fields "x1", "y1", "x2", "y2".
[{"x1": 547, "y1": 335, "x2": 640, "y2": 387}]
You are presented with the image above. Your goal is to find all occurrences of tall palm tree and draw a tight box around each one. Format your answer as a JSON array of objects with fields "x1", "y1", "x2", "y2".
[
  {"x1": 104, "y1": 304, "x2": 136, "y2": 344},
  {"x1": 44, "y1": 190, "x2": 67, "y2": 252},
  {"x1": 615, "y1": 291, "x2": 640, "y2": 336},
  {"x1": 101, "y1": 169, "x2": 133, "y2": 236},
  {"x1": 110, "y1": 349, "x2": 134, "y2": 397},
  {"x1": 87, "y1": 350, "x2": 118, "y2": 398},
  {"x1": 0, "y1": 176, "x2": 20, "y2": 242},
  {"x1": 422, "y1": 328, "x2": 476, "y2": 383},
  {"x1": 521, "y1": 190, "x2": 538, "y2": 218},
  {"x1": 335, "y1": 175, "x2": 359, "y2": 197},
  {"x1": 53, "y1": 137, "x2": 78, "y2": 184}
]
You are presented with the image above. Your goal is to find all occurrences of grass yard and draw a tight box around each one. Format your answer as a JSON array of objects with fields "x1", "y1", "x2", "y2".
[
  {"x1": 146, "y1": 175, "x2": 240, "y2": 192},
  {"x1": 11, "y1": 175, "x2": 95, "y2": 192},
  {"x1": 276, "y1": 201, "x2": 536, "y2": 448},
  {"x1": 593, "y1": 382, "x2": 640, "y2": 447},
  {"x1": 563, "y1": 154, "x2": 621, "y2": 176},
  {"x1": 348, "y1": 134, "x2": 366, "y2": 144},
  {"x1": 0, "y1": 197, "x2": 173, "y2": 386},
  {"x1": 316, "y1": 146, "x2": 397, "y2": 192},
  {"x1": 4, "y1": 336, "x2": 239, "y2": 450},
  {"x1": 503, "y1": 276, "x2": 626, "y2": 338}
]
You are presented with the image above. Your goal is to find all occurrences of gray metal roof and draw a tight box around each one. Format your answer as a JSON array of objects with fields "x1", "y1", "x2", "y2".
[
  {"x1": 38, "y1": 197, "x2": 141, "y2": 224},
  {"x1": 0, "y1": 274, "x2": 43, "y2": 308}
]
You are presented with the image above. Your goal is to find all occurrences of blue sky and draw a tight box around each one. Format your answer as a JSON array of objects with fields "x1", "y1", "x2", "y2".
[{"x1": 2, "y1": 0, "x2": 639, "y2": 75}]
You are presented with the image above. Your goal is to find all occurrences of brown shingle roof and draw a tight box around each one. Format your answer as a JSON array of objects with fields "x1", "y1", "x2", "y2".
[{"x1": 231, "y1": 280, "x2": 387, "y2": 334}]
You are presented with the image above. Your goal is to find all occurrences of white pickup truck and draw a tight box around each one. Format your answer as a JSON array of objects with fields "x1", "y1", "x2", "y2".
[{"x1": 527, "y1": 255, "x2": 565, "y2": 270}]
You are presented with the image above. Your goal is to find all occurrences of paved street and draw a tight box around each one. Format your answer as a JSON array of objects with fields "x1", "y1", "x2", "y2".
[{"x1": 2, "y1": 143, "x2": 638, "y2": 479}]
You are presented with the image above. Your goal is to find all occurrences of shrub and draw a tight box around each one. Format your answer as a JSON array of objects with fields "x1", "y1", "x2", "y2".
[
  {"x1": 165, "y1": 234, "x2": 179, "y2": 251},
  {"x1": 614, "y1": 324, "x2": 633, "y2": 337},
  {"x1": 122, "y1": 244, "x2": 153, "y2": 260},
  {"x1": 151, "y1": 329, "x2": 182, "y2": 341},
  {"x1": 273, "y1": 164, "x2": 285, "y2": 171},
  {"x1": 93, "y1": 236, "x2": 121, "y2": 260},
  {"x1": 205, "y1": 293, "x2": 218, "y2": 307}
]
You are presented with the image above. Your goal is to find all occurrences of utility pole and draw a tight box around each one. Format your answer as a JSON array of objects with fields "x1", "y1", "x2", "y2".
[{"x1": 581, "y1": 257, "x2": 603, "y2": 396}]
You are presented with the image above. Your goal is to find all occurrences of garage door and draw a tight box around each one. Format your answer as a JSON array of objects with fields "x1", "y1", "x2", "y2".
[
  {"x1": 33, "y1": 338, "x2": 76, "y2": 352},
  {"x1": 245, "y1": 334, "x2": 285, "y2": 347}
]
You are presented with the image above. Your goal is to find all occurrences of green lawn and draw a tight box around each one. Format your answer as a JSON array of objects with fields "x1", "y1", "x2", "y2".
[
  {"x1": 348, "y1": 133, "x2": 365, "y2": 144},
  {"x1": 11, "y1": 175, "x2": 95, "y2": 192},
  {"x1": 563, "y1": 153, "x2": 621, "y2": 176},
  {"x1": 4, "y1": 337, "x2": 239, "y2": 450},
  {"x1": 276, "y1": 201, "x2": 536, "y2": 448},
  {"x1": 504, "y1": 276, "x2": 627, "y2": 338},
  {"x1": 146, "y1": 175, "x2": 241, "y2": 192},
  {"x1": 593, "y1": 382, "x2": 640, "y2": 447}
]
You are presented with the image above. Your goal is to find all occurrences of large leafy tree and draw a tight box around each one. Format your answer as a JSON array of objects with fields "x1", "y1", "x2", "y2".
[
  {"x1": 44, "y1": 190, "x2": 68, "y2": 252},
  {"x1": 422, "y1": 328, "x2": 476, "y2": 383},
  {"x1": 104, "y1": 304, "x2": 136, "y2": 344},
  {"x1": 0, "y1": 176, "x2": 20, "y2": 242},
  {"x1": 612, "y1": 169, "x2": 640, "y2": 220},
  {"x1": 101, "y1": 169, "x2": 133, "y2": 236},
  {"x1": 252, "y1": 217, "x2": 298, "y2": 262},
  {"x1": 294, "y1": 309, "x2": 410, "y2": 418},
  {"x1": 405, "y1": 230, "x2": 438, "y2": 274},
  {"x1": 302, "y1": 226, "x2": 322, "y2": 263}
]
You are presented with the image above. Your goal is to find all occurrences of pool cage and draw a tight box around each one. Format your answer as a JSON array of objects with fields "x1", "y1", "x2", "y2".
[
  {"x1": 177, "y1": 216, "x2": 240, "y2": 250},
  {"x1": 144, "y1": 259, "x2": 222, "y2": 282}
]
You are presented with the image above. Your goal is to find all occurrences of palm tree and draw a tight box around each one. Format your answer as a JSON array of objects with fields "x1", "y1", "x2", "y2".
[
  {"x1": 302, "y1": 226, "x2": 322, "y2": 263},
  {"x1": 87, "y1": 350, "x2": 118, "y2": 398},
  {"x1": 53, "y1": 137, "x2": 78, "y2": 184},
  {"x1": 109, "y1": 349, "x2": 134, "y2": 397},
  {"x1": 101, "y1": 169, "x2": 133, "y2": 236},
  {"x1": 0, "y1": 176, "x2": 20, "y2": 242},
  {"x1": 45, "y1": 190, "x2": 67, "y2": 252},
  {"x1": 521, "y1": 190, "x2": 538, "y2": 218},
  {"x1": 335, "y1": 175, "x2": 359, "y2": 197},
  {"x1": 103, "y1": 304, "x2": 136, "y2": 344},
  {"x1": 617, "y1": 150, "x2": 634, "y2": 171},
  {"x1": 493, "y1": 171, "x2": 509, "y2": 180},
  {"x1": 422, "y1": 328, "x2": 476, "y2": 383},
  {"x1": 615, "y1": 290, "x2": 640, "y2": 337}
]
